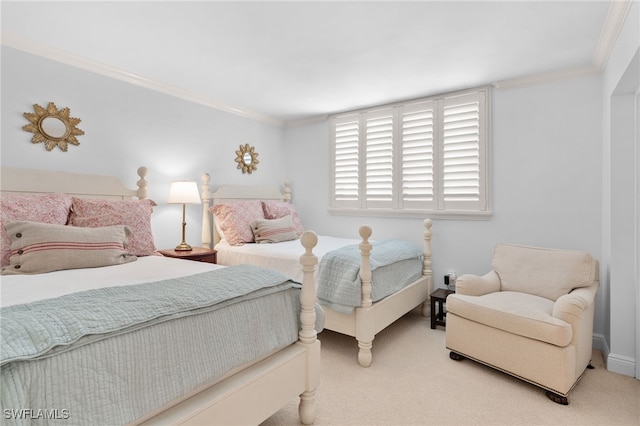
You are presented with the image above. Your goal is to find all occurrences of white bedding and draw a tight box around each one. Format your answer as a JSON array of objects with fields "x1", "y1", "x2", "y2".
[
  {"x1": 0, "y1": 255, "x2": 221, "y2": 307},
  {"x1": 216, "y1": 235, "x2": 361, "y2": 282}
]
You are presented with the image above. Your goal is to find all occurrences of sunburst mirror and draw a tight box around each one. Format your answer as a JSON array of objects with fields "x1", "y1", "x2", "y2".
[
  {"x1": 235, "y1": 143, "x2": 259, "y2": 174},
  {"x1": 23, "y1": 102, "x2": 84, "y2": 152}
]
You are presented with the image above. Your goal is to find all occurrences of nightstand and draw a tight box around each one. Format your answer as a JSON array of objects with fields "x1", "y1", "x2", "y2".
[
  {"x1": 430, "y1": 288, "x2": 455, "y2": 329},
  {"x1": 159, "y1": 247, "x2": 217, "y2": 264}
]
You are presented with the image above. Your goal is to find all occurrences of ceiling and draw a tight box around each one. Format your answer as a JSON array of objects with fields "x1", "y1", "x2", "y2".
[{"x1": 1, "y1": 1, "x2": 614, "y2": 125}]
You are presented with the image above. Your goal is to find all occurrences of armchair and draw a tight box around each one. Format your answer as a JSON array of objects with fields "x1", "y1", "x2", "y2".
[{"x1": 445, "y1": 243, "x2": 599, "y2": 404}]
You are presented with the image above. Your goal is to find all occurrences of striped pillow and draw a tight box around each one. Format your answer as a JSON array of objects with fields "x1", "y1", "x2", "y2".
[
  {"x1": 1, "y1": 221, "x2": 137, "y2": 275},
  {"x1": 251, "y1": 215, "x2": 298, "y2": 244}
]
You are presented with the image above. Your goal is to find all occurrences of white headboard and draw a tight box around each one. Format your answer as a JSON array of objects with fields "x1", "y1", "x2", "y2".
[
  {"x1": 0, "y1": 167, "x2": 148, "y2": 200},
  {"x1": 204, "y1": 179, "x2": 291, "y2": 247}
]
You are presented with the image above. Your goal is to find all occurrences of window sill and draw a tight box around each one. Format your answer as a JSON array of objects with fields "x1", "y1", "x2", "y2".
[{"x1": 327, "y1": 207, "x2": 492, "y2": 220}]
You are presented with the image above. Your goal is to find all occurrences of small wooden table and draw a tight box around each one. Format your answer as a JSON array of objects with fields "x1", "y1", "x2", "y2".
[
  {"x1": 159, "y1": 247, "x2": 217, "y2": 264},
  {"x1": 430, "y1": 288, "x2": 455, "y2": 329}
]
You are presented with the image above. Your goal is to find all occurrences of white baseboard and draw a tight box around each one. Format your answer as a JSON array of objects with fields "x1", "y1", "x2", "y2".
[
  {"x1": 593, "y1": 333, "x2": 609, "y2": 355},
  {"x1": 593, "y1": 333, "x2": 637, "y2": 377},
  {"x1": 607, "y1": 353, "x2": 637, "y2": 377}
]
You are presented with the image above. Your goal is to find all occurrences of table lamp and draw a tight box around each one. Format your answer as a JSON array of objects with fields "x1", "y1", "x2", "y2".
[{"x1": 167, "y1": 180, "x2": 201, "y2": 251}]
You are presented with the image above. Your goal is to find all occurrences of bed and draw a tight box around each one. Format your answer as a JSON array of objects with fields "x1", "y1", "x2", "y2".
[
  {"x1": 0, "y1": 167, "x2": 322, "y2": 426},
  {"x1": 206, "y1": 180, "x2": 433, "y2": 368}
]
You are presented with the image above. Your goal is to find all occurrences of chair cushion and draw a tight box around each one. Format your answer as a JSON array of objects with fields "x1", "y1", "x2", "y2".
[
  {"x1": 447, "y1": 291, "x2": 573, "y2": 347},
  {"x1": 493, "y1": 243, "x2": 597, "y2": 301}
]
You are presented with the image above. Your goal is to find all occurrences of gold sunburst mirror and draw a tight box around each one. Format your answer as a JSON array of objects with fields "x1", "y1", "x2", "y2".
[
  {"x1": 23, "y1": 102, "x2": 84, "y2": 152},
  {"x1": 235, "y1": 143, "x2": 259, "y2": 174}
]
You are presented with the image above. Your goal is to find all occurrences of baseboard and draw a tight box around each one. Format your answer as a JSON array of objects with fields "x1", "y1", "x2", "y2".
[
  {"x1": 607, "y1": 353, "x2": 637, "y2": 377},
  {"x1": 593, "y1": 332, "x2": 637, "y2": 377},
  {"x1": 592, "y1": 333, "x2": 609, "y2": 356}
]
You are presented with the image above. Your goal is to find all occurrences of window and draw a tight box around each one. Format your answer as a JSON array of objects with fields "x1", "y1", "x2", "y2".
[{"x1": 330, "y1": 87, "x2": 491, "y2": 218}]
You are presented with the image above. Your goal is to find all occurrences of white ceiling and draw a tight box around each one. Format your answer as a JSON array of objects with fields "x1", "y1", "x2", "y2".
[{"x1": 1, "y1": 1, "x2": 613, "y2": 125}]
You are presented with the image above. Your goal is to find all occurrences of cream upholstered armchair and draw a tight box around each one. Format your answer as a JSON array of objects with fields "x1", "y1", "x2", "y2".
[{"x1": 445, "y1": 243, "x2": 599, "y2": 405}]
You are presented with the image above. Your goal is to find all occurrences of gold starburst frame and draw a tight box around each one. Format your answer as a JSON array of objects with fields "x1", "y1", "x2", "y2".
[
  {"x1": 235, "y1": 143, "x2": 259, "y2": 174},
  {"x1": 23, "y1": 102, "x2": 84, "y2": 152}
]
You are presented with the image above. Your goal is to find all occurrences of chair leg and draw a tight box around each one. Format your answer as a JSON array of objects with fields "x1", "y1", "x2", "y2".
[
  {"x1": 449, "y1": 351, "x2": 465, "y2": 361},
  {"x1": 545, "y1": 391, "x2": 569, "y2": 405}
]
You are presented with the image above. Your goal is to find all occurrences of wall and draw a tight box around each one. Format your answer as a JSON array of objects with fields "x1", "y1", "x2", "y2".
[
  {"x1": 285, "y1": 74, "x2": 605, "y2": 337},
  {"x1": 1, "y1": 47, "x2": 286, "y2": 250},
  {"x1": 601, "y1": 0, "x2": 639, "y2": 378}
]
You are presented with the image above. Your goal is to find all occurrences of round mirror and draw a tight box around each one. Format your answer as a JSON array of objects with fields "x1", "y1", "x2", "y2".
[
  {"x1": 23, "y1": 102, "x2": 84, "y2": 152},
  {"x1": 39, "y1": 116, "x2": 69, "y2": 139},
  {"x1": 235, "y1": 144, "x2": 260, "y2": 174},
  {"x1": 243, "y1": 152, "x2": 253, "y2": 165}
]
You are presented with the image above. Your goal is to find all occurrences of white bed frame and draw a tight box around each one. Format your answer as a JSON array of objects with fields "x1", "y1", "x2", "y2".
[
  {"x1": 206, "y1": 180, "x2": 433, "y2": 367},
  {"x1": 0, "y1": 167, "x2": 321, "y2": 425}
]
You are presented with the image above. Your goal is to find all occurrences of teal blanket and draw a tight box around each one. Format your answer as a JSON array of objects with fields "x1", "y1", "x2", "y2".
[
  {"x1": 1, "y1": 264, "x2": 294, "y2": 366},
  {"x1": 317, "y1": 239, "x2": 424, "y2": 313}
]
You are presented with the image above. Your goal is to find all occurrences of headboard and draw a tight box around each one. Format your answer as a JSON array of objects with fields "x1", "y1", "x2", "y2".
[
  {"x1": 205, "y1": 179, "x2": 291, "y2": 246},
  {"x1": 0, "y1": 167, "x2": 148, "y2": 200}
]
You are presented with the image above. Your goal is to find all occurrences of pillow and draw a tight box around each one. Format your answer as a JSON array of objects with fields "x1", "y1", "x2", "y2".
[
  {"x1": 0, "y1": 192, "x2": 73, "y2": 267},
  {"x1": 1, "y1": 221, "x2": 137, "y2": 275},
  {"x1": 70, "y1": 198, "x2": 157, "y2": 256},
  {"x1": 252, "y1": 215, "x2": 299, "y2": 244},
  {"x1": 210, "y1": 200, "x2": 264, "y2": 246},
  {"x1": 261, "y1": 200, "x2": 304, "y2": 236}
]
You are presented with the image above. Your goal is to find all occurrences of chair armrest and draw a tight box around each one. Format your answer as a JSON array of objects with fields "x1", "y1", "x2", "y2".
[
  {"x1": 552, "y1": 283, "x2": 598, "y2": 324},
  {"x1": 455, "y1": 270, "x2": 501, "y2": 296}
]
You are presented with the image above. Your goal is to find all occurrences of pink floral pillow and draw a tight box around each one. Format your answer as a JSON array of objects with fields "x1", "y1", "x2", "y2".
[
  {"x1": 261, "y1": 200, "x2": 304, "y2": 236},
  {"x1": 210, "y1": 200, "x2": 264, "y2": 246},
  {"x1": 1, "y1": 192, "x2": 73, "y2": 267},
  {"x1": 70, "y1": 198, "x2": 158, "y2": 256}
]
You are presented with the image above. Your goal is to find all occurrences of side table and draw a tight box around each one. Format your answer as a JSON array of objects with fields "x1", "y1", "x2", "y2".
[
  {"x1": 430, "y1": 288, "x2": 455, "y2": 329},
  {"x1": 158, "y1": 247, "x2": 217, "y2": 264}
]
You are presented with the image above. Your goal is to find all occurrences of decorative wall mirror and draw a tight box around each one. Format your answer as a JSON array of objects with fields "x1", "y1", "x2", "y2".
[
  {"x1": 235, "y1": 143, "x2": 259, "y2": 174},
  {"x1": 23, "y1": 102, "x2": 84, "y2": 152}
]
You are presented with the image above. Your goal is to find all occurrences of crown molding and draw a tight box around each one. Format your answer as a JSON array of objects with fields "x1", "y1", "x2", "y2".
[
  {"x1": 1, "y1": 32, "x2": 285, "y2": 127},
  {"x1": 492, "y1": 64, "x2": 598, "y2": 90},
  {"x1": 593, "y1": 0, "x2": 634, "y2": 72},
  {"x1": 284, "y1": 114, "x2": 330, "y2": 128}
]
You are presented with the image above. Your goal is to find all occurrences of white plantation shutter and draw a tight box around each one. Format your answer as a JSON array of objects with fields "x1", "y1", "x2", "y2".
[
  {"x1": 442, "y1": 92, "x2": 486, "y2": 210},
  {"x1": 330, "y1": 87, "x2": 490, "y2": 216},
  {"x1": 365, "y1": 109, "x2": 394, "y2": 207},
  {"x1": 332, "y1": 114, "x2": 360, "y2": 208},
  {"x1": 400, "y1": 101, "x2": 435, "y2": 209}
]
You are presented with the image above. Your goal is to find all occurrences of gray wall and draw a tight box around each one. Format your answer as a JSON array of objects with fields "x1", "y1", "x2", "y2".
[
  {"x1": 1, "y1": 46, "x2": 286, "y2": 251},
  {"x1": 600, "y1": 0, "x2": 639, "y2": 377},
  {"x1": 284, "y1": 74, "x2": 605, "y2": 336}
]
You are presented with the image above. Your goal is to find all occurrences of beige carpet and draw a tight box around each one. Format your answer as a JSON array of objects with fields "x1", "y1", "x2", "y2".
[{"x1": 261, "y1": 308, "x2": 640, "y2": 425}]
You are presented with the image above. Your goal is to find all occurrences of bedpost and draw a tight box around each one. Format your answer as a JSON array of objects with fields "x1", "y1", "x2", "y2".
[
  {"x1": 299, "y1": 230, "x2": 318, "y2": 344},
  {"x1": 357, "y1": 225, "x2": 374, "y2": 368},
  {"x1": 298, "y1": 230, "x2": 320, "y2": 425},
  {"x1": 358, "y1": 225, "x2": 373, "y2": 308},
  {"x1": 136, "y1": 166, "x2": 148, "y2": 199},
  {"x1": 422, "y1": 218, "x2": 433, "y2": 316},
  {"x1": 283, "y1": 180, "x2": 292, "y2": 202},
  {"x1": 201, "y1": 173, "x2": 212, "y2": 249}
]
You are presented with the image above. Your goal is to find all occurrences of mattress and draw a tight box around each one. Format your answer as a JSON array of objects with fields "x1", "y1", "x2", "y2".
[
  {"x1": 216, "y1": 235, "x2": 361, "y2": 283},
  {"x1": 0, "y1": 257, "x2": 316, "y2": 425},
  {"x1": 216, "y1": 237, "x2": 424, "y2": 313}
]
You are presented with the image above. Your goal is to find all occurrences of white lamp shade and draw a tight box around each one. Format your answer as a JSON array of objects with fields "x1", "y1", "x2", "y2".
[{"x1": 167, "y1": 181, "x2": 201, "y2": 204}]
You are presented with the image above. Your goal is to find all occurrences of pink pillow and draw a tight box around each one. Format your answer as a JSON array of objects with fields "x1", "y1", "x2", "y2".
[
  {"x1": 70, "y1": 198, "x2": 157, "y2": 256},
  {"x1": 210, "y1": 200, "x2": 264, "y2": 246},
  {"x1": 1, "y1": 192, "x2": 73, "y2": 267},
  {"x1": 261, "y1": 200, "x2": 304, "y2": 236}
]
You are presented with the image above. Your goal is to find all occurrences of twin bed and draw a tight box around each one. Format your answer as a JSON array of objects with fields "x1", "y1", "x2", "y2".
[
  {"x1": 0, "y1": 168, "x2": 321, "y2": 425},
  {"x1": 207, "y1": 181, "x2": 434, "y2": 368},
  {"x1": 0, "y1": 167, "x2": 434, "y2": 425}
]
